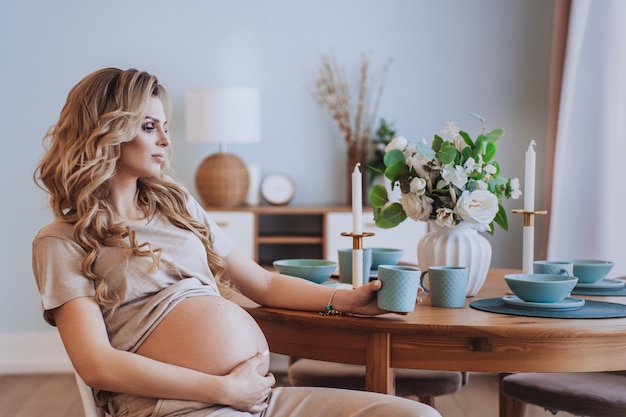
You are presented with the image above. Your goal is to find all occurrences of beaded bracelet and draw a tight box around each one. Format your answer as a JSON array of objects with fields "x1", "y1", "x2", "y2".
[{"x1": 320, "y1": 288, "x2": 343, "y2": 316}]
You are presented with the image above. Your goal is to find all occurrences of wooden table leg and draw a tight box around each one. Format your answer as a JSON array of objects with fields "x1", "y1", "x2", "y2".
[
  {"x1": 499, "y1": 373, "x2": 527, "y2": 417},
  {"x1": 365, "y1": 332, "x2": 395, "y2": 394}
]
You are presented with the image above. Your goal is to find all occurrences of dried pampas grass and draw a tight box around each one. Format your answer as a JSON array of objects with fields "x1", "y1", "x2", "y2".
[{"x1": 314, "y1": 53, "x2": 392, "y2": 149}]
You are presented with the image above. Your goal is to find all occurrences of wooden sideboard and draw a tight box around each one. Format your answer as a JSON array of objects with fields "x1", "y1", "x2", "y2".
[{"x1": 206, "y1": 205, "x2": 428, "y2": 267}]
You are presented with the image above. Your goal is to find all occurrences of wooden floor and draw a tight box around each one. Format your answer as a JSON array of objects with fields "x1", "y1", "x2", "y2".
[{"x1": 0, "y1": 372, "x2": 576, "y2": 417}]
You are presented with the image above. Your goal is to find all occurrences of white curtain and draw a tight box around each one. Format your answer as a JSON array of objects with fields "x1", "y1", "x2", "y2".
[{"x1": 547, "y1": 0, "x2": 626, "y2": 277}]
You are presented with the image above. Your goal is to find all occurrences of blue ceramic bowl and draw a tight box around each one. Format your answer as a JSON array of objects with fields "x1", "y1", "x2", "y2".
[
  {"x1": 368, "y1": 247, "x2": 404, "y2": 270},
  {"x1": 568, "y1": 259, "x2": 614, "y2": 284},
  {"x1": 504, "y1": 273, "x2": 578, "y2": 303},
  {"x1": 273, "y1": 259, "x2": 338, "y2": 284}
]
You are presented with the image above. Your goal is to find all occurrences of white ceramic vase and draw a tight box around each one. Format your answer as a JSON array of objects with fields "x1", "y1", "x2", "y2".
[{"x1": 417, "y1": 221, "x2": 492, "y2": 297}]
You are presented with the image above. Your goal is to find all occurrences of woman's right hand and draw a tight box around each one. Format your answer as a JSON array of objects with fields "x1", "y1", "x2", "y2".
[{"x1": 221, "y1": 350, "x2": 276, "y2": 412}]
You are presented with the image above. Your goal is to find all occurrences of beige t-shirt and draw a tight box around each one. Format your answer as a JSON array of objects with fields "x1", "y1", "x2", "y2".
[{"x1": 32, "y1": 195, "x2": 235, "y2": 353}]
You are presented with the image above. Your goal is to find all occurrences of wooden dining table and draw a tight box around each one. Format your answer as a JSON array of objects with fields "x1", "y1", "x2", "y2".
[{"x1": 234, "y1": 268, "x2": 626, "y2": 417}]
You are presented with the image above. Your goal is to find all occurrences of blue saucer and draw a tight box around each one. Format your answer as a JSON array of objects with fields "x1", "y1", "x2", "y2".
[
  {"x1": 502, "y1": 295, "x2": 585, "y2": 311},
  {"x1": 575, "y1": 278, "x2": 625, "y2": 289}
]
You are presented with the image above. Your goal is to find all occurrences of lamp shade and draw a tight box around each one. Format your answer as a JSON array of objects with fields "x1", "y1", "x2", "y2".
[
  {"x1": 186, "y1": 87, "x2": 260, "y2": 208},
  {"x1": 186, "y1": 87, "x2": 260, "y2": 144}
]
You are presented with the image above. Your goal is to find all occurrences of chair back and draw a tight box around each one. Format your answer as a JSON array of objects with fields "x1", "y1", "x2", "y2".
[{"x1": 73, "y1": 369, "x2": 106, "y2": 417}]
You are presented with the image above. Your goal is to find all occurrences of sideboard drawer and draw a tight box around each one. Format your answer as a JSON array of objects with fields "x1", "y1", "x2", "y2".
[{"x1": 206, "y1": 211, "x2": 255, "y2": 259}]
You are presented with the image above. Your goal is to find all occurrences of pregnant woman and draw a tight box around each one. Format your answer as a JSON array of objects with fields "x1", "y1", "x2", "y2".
[{"x1": 32, "y1": 68, "x2": 440, "y2": 417}]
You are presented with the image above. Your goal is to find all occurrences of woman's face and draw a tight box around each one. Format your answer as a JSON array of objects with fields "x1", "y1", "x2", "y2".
[{"x1": 117, "y1": 97, "x2": 170, "y2": 180}]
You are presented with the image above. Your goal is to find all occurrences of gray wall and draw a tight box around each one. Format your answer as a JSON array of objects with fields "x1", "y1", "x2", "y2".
[{"x1": 1, "y1": 0, "x2": 554, "y2": 334}]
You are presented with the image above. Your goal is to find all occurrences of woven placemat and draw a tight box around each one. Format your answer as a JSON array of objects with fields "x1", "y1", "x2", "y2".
[
  {"x1": 470, "y1": 297, "x2": 626, "y2": 319},
  {"x1": 571, "y1": 287, "x2": 626, "y2": 296}
]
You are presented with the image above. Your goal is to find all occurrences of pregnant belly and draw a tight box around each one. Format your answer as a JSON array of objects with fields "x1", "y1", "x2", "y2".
[{"x1": 135, "y1": 296, "x2": 269, "y2": 376}]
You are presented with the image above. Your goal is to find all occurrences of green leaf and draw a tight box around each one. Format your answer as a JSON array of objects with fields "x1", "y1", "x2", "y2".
[
  {"x1": 375, "y1": 203, "x2": 407, "y2": 228},
  {"x1": 383, "y1": 149, "x2": 405, "y2": 166},
  {"x1": 366, "y1": 163, "x2": 385, "y2": 176},
  {"x1": 459, "y1": 130, "x2": 473, "y2": 147},
  {"x1": 483, "y1": 142, "x2": 497, "y2": 163},
  {"x1": 385, "y1": 161, "x2": 409, "y2": 182},
  {"x1": 493, "y1": 160, "x2": 501, "y2": 176},
  {"x1": 470, "y1": 112, "x2": 486, "y2": 124},
  {"x1": 372, "y1": 206, "x2": 383, "y2": 225},
  {"x1": 432, "y1": 135, "x2": 443, "y2": 152},
  {"x1": 484, "y1": 128, "x2": 505, "y2": 142},
  {"x1": 473, "y1": 135, "x2": 485, "y2": 159},
  {"x1": 461, "y1": 146, "x2": 472, "y2": 162},
  {"x1": 369, "y1": 184, "x2": 389, "y2": 208},
  {"x1": 438, "y1": 142, "x2": 457, "y2": 165},
  {"x1": 489, "y1": 176, "x2": 507, "y2": 193},
  {"x1": 416, "y1": 141, "x2": 436, "y2": 159},
  {"x1": 493, "y1": 203, "x2": 509, "y2": 231}
]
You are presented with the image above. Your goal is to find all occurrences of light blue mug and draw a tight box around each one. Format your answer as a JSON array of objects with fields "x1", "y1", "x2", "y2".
[
  {"x1": 377, "y1": 265, "x2": 421, "y2": 313},
  {"x1": 338, "y1": 248, "x2": 373, "y2": 285},
  {"x1": 420, "y1": 266, "x2": 468, "y2": 308},
  {"x1": 533, "y1": 260, "x2": 573, "y2": 276}
]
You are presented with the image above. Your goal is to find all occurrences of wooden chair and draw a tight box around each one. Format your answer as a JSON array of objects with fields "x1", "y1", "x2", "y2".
[
  {"x1": 287, "y1": 357, "x2": 466, "y2": 407},
  {"x1": 501, "y1": 372, "x2": 626, "y2": 417},
  {"x1": 73, "y1": 369, "x2": 106, "y2": 417}
]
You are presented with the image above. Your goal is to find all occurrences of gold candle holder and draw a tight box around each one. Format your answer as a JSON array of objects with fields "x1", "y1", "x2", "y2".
[
  {"x1": 340, "y1": 231, "x2": 375, "y2": 249},
  {"x1": 512, "y1": 209, "x2": 548, "y2": 274},
  {"x1": 341, "y1": 232, "x2": 375, "y2": 288},
  {"x1": 511, "y1": 209, "x2": 548, "y2": 226}
]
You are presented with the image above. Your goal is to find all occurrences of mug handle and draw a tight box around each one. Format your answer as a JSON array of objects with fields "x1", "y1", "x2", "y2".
[
  {"x1": 558, "y1": 269, "x2": 569, "y2": 276},
  {"x1": 420, "y1": 270, "x2": 430, "y2": 293}
]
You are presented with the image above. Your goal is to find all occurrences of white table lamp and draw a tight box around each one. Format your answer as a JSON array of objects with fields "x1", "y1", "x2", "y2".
[{"x1": 186, "y1": 87, "x2": 260, "y2": 207}]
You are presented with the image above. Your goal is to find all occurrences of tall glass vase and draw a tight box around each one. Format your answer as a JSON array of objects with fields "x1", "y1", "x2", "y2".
[{"x1": 417, "y1": 221, "x2": 492, "y2": 297}]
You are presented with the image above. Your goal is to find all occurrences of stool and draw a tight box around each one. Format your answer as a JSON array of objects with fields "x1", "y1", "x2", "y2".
[
  {"x1": 288, "y1": 358, "x2": 466, "y2": 407},
  {"x1": 501, "y1": 372, "x2": 626, "y2": 417}
]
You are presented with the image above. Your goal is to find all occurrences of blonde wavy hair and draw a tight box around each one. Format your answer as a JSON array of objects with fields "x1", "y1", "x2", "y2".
[{"x1": 34, "y1": 67, "x2": 228, "y2": 309}]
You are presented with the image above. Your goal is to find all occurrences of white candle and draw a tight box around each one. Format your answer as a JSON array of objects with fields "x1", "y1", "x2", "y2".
[
  {"x1": 522, "y1": 140, "x2": 537, "y2": 274},
  {"x1": 352, "y1": 163, "x2": 363, "y2": 234},
  {"x1": 524, "y1": 140, "x2": 536, "y2": 212},
  {"x1": 523, "y1": 226, "x2": 534, "y2": 274}
]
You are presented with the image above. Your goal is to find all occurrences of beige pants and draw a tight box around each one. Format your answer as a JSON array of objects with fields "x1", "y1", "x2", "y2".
[{"x1": 107, "y1": 386, "x2": 441, "y2": 417}]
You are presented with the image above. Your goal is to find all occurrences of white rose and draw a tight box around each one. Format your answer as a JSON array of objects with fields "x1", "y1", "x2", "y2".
[
  {"x1": 399, "y1": 192, "x2": 433, "y2": 222},
  {"x1": 409, "y1": 177, "x2": 427, "y2": 194},
  {"x1": 407, "y1": 146, "x2": 431, "y2": 178},
  {"x1": 510, "y1": 178, "x2": 522, "y2": 199},
  {"x1": 435, "y1": 207, "x2": 456, "y2": 227},
  {"x1": 484, "y1": 164, "x2": 497, "y2": 175},
  {"x1": 463, "y1": 157, "x2": 476, "y2": 173},
  {"x1": 407, "y1": 152, "x2": 425, "y2": 170},
  {"x1": 442, "y1": 164, "x2": 468, "y2": 189},
  {"x1": 385, "y1": 135, "x2": 408, "y2": 153},
  {"x1": 455, "y1": 189, "x2": 499, "y2": 231}
]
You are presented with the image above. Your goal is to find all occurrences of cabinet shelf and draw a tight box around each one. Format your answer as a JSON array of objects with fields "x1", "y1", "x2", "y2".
[
  {"x1": 206, "y1": 205, "x2": 427, "y2": 268},
  {"x1": 258, "y1": 236, "x2": 324, "y2": 244}
]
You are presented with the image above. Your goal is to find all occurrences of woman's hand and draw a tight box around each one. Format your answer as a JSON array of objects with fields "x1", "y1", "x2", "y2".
[
  {"x1": 338, "y1": 280, "x2": 423, "y2": 316},
  {"x1": 221, "y1": 350, "x2": 275, "y2": 412}
]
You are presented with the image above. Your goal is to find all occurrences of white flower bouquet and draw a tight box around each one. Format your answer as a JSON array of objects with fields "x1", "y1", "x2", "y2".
[{"x1": 369, "y1": 115, "x2": 521, "y2": 234}]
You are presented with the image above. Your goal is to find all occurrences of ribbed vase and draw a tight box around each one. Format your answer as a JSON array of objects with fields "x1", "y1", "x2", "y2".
[{"x1": 417, "y1": 221, "x2": 492, "y2": 297}]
